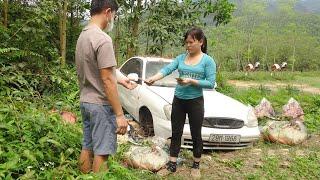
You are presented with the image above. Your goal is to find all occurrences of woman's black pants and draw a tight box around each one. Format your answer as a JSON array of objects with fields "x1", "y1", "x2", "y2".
[{"x1": 169, "y1": 96, "x2": 204, "y2": 158}]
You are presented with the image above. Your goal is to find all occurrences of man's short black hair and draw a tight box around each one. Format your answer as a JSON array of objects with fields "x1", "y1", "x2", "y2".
[{"x1": 90, "y1": 0, "x2": 119, "y2": 16}]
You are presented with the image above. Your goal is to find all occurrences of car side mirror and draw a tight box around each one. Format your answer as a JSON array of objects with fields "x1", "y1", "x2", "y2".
[{"x1": 127, "y1": 73, "x2": 139, "y2": 82}]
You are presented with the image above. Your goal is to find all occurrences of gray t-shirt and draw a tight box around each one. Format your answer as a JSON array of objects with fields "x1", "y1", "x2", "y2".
[{"x1": 75, "y1": 24, "x2": 117, "y2": 105}]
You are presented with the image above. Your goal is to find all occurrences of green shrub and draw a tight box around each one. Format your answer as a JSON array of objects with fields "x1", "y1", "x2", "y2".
[{"x1": 0, "y1": 97, "x2": 82, "y2": 179}]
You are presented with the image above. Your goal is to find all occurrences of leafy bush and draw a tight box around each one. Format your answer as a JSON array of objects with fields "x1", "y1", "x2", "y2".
[
  {"x1": 0, "y1": 96, "x2": 82, "y2": 179},
  {"x1": 0, "y1": 62, "x2": 162, "y2": 179},
  {"x1": 0, "y1": 62, "x2": 81, "y2": 179},
  {"x1": 0, "y1": 62, "x2": 78, "y2": 97}
]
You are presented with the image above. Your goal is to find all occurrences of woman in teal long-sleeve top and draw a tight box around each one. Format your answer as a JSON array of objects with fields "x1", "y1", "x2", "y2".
[{"x1": 145, "y1": 27, "x2": 216, "y2": 178}]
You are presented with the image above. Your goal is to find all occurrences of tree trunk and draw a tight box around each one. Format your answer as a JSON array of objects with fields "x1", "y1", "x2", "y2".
[
  {"x1": 145, "y1": 0, "x2": 152, "y2": 55},
  {"x1": 75, "y1": 3, "x2": 80, "y2": 27},
  {"x1": 239, "y1": 56, "x2": 244, "y2": 71},
  {"x1": 160, "y1": 39, "x2": 164, "y2": 56},
  {"x1": 145, "y1": 28, "x2": 149, "y2": 55},
  {"x1": 114, "y1": 16, "x2": 121, "y2": 64},
  {"x1": 59, "y1": 0, "x2": 68, "y2": 67},
  {"x1": 237, "y1": 52, "x2": 240, "y2": 71},
  {"x1": 264, "y1": 45, "x2": 268, "y2": 71},
  {"x1": 247, "y1": 43, "x2": 250, "y2": 63},
  {"x1": 3, "y1": 0, "x2": 8, "y2": 28},
  {"x1": 215, "y1": 34, "x2": 220, "y2": 64},
  {"x1": 59, "y1": 6, "x2": 63, "y2": 59},
  {"x1": 263, "y1": 34, "x2": 267, "y2": 70},
  {"x1": 127, "y1": 0, "x2": 142, "y2": 59},
  {"x1": 291, "y1": 44, "x2": 296, "y2": 72},
  {"x1": 70, "y1": 1, "x2": 74, "y2": 50}
]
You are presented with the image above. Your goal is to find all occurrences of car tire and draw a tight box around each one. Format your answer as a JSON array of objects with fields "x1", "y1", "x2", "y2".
[
  {"x1": 139, "y1": 108, "x2": 155, "y2": 137},
  {"x1": 122, "y1": 107, "x2": 129, "y2": 114}
]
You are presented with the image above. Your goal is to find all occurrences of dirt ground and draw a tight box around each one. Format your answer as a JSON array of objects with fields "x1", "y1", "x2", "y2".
[
  {"x1": 121, "y1": 119, "x2": 319, "y2": 179},
  {"x1": 165, "y1": 134, "x2": 320, "y2": 179},
  {"x1": 227, "y1": 80, "x2": 320, "y2": 94}
]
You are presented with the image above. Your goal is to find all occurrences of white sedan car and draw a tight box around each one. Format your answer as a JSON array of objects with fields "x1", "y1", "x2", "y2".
[{"x1": 117, "y1": 57, "x2": 260, "y2": 150}]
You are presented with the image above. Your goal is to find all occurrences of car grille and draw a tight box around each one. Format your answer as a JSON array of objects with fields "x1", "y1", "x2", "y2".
[
  {"x1": 182, "y1": 138, "x2": 252, "y2": 150},
  {"x1": 202, "y1": 117, "x2": 244, "y2": 129}
]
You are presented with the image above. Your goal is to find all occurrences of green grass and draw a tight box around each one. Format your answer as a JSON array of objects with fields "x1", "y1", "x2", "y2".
[{"x1": 295, "y1": 75, "x2": 320, "y2": 88}]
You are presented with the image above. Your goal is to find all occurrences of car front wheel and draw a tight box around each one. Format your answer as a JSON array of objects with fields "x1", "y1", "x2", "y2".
[{"x1": 139, "y1": 108, "x2": 155, "y2": 137}]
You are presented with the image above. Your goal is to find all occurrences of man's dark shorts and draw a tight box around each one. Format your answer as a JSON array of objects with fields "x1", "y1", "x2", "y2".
[{"x1": 80, "y1": 102, "x2": 117, "y2": 155}]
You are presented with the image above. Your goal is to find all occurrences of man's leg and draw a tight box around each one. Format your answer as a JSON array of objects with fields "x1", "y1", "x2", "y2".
[
  {"x1": 91, "y1": 104, "x2": 117, "y2": 172},
  {"x1": 92, "y1": 155, "x2": 108, "y2": 172},
  {"x1": 79, "y1": 103, "x2": 94, "y2": 173},
  {"x1": 79, "y1": 149, "x2": 93, "y2": 173}
]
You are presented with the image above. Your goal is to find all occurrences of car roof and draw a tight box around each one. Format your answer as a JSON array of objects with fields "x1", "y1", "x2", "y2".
[{"x1": 133, "y1": 56, "x2": 173, "y2": 63}]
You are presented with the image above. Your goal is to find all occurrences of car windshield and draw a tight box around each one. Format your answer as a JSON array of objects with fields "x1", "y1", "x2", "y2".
[{"x1": 145, "y1": 61, "x2": 178, "y2": 87}]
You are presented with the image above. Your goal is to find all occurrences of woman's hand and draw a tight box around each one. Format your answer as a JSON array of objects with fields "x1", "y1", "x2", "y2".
[
  {"x1": 145, "y1": 73, "x2": 164, "y2": 86},
  {"x1": 177, "y1": 78, "x2": 197, "y2": 86},
  {"x1": 144, "y1": 76, "x2": 157, "y2": 86},
  {"x1": 145, "y1": 76, "x2": 156, "y2": 86}
]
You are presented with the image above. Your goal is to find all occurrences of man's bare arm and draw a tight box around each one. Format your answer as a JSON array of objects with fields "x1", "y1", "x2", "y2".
[
  {"x1": 116, "y1": 69, "x2": 137, "y2": 90},
  {"x1": 100, "y1": 67, "x2": 127, "y2": 135}
]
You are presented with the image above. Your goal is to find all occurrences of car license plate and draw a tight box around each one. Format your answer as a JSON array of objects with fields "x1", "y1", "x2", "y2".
[{"x1": 209, "y1": 134, "x2": 240, "y2": 143}]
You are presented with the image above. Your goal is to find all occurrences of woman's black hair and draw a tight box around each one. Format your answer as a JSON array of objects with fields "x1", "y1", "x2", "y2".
[{"x1": 184, "y1": 27, "x2": 207, "y2": 54}]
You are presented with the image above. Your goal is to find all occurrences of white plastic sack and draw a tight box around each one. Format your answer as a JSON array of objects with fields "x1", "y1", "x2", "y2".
[
  {"x1": 261, "y1": 120, "x2": 308, "y2": 145},
  {"x1": 254, "y1": 98, "x2": 275, "y2": 118},
  {"x1": 282, "y1": 98, "x2": 304, "y2": 120},
  {"x1": 148, "y1": 136, "x2": 168, "y2": 149},
  {"x1": 117, "y1": 134, "x2": 129, "y2": 145},
  {"x1": 125, "y1": 145, "x2": 169, "y2": 172}
]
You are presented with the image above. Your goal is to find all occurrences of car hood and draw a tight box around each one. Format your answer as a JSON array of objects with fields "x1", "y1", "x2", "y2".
[{"x1": 146, "y1": 86, "x2": 249, "y2": 122}]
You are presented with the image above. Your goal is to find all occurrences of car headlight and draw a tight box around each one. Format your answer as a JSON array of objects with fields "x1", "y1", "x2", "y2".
[
  {"x1": 163, "y1": 104, "x2": 172, "y2": 121},
  {"x1": 246, "y1": 105, "x2": 258, "y2": 127}
]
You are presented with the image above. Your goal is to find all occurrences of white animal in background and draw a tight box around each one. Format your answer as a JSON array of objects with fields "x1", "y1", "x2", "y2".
[
  {"x1": 245, "y1": 62, "x2": 260, "y2": 76},
  {"x1": 245, "y1": 62, "x2": 260, "y2": 72},
  {"x1": 271, "y1": 62, "x2": 287, "y2": 76},
  {"x1": 271, "y1": 62, "x2": 287, "y2": 71}
]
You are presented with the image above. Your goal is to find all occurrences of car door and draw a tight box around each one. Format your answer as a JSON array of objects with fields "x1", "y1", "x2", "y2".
[{"x1": 118, "y1": 58, "x2": 143, "y2": 120}]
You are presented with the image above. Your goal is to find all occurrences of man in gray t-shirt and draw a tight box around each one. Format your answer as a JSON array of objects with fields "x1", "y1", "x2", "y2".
[{"x1": 75, "y1": 0, "x2": 136, "y2": 173}]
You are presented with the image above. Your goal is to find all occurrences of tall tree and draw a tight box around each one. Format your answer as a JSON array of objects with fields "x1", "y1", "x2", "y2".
[
  {"x1": 114, "y1": 15, "x2": 121, "y2": 63},
  {"x1": 59, "y1": 0, "x2": 68, "y2": 67},
  {"x1": 115, "y1": 0, "x2": 235, "y2": 60},
  {"x1": 127, "y1": 0, "x2": 142, "y2": 58},
  {"x1": 2, "y1": 0, "x2": 8, "y2": 28},
  {"x1": 145, "y1": 0, "x2": 235, "y2": 56}
]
